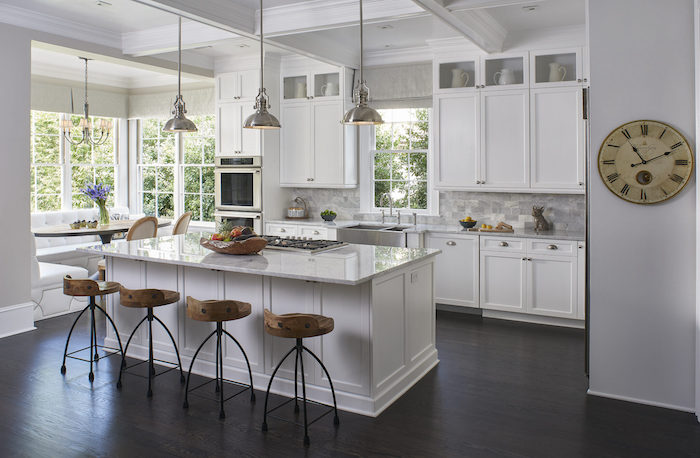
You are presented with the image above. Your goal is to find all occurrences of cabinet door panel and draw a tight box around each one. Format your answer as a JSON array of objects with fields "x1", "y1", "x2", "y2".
[
  {"x1": 481, "y1": 90, "x2": 529, "y2": 188},
  {"x1": 238, "y1": 69, "x2": 260, "y2": 101},
  {"x1": 531, "y1": 87, "x2": 583, "y2": 189},
  {"x1": 217, "y1": 103, "x2": 241, "y2": 155},
  {"x1": 426, "y1": 234, "x2": 478, "y2": 307},
  {"x1": 218, "y1": 73, "x2": 239, "y2": 101},
  {"x1": 280, "y1": 103, "x2": 311, "y2": 184},
  {"x1": 240, "y1": 109, "x2": 261, "y2": 156},
  {"x1": 435, "y1": 94, "x2": 479, "y2": 188},
  {"x1": 312, "y1": 101, "x2": 344, "y2": 185},
  {"x1": 527, "y1": 255, "x2": 577, "y2": 318},
  {"x1": 480, "y1": 251, "x2": 526, "y2": 312}
]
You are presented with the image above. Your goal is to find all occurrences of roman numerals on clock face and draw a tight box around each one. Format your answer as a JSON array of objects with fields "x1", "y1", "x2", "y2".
[{"x1": 598, "y1": 120, "x2": 693, "y2": 204}]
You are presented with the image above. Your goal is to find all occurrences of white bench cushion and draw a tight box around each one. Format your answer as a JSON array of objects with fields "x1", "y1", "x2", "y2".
[{"x1": 34, "y1": 262, "x2": 88, "y2": 289}]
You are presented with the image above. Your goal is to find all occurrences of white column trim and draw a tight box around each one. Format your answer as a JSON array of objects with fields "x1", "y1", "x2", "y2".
[
  {"x1": 693, "y1": 0, "x2": 700, "y2": 424},
  {"x1": 0, "y1": 302, "x2": 35, "y2": 339}
]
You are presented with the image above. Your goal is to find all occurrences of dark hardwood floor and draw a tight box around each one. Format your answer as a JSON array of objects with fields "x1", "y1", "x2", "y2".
[{"x1": 1, "y1": 311, "x2": 698, "y2": 457}]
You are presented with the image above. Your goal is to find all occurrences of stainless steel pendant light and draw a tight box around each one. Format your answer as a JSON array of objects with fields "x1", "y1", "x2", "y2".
[
  {"x1": 60, "y1": 57, "x2": 112, "y2": 146},
  {"x1": 164, "y1": 17, "x2": 197, "y2": 133},
  {"x1": 342, "y1": 0, "x2": 383, "y2": 125},
  {"x1": 244, "y1": 0, "x2": 280, "y2": 129}
]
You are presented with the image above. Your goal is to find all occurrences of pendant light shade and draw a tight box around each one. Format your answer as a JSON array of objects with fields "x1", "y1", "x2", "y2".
[
  {"x1": 244, "y1": 0, "x2": 280, "y2": 129},
  {"x1": 342, "y1": 0, "x2": 383, "y2": 125},
  {"x1": 164, "y1": 17, "x2": 197, "y2": 133}
]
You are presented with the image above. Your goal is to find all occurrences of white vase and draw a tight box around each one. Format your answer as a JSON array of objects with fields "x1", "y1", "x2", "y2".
[
  {"x1": 548, "y1": 63, "x2": 567, "y2": 82},
  {"x1": 450, "y1": 69, "x2": 469, "y2": 88}
]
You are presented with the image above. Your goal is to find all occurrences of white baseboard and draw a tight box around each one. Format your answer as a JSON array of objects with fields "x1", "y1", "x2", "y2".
[
  {"x1": 0, "y1": 302, "x2": 36, "y2": 338},
  {"x1": 482, "y1": 309, "x2": 584, "y2": 329},
  {"x1": 587, "y1": 389, "x2": 695, "y2": 414}
]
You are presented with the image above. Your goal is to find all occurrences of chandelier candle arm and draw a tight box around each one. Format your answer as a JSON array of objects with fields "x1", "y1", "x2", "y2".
[
  {"x1": 342, "y1": 0, "x2": 383, "y2": 125},
  {"x1": 60, "y1": 57, "x2": 113, "y2": 146},
  {"x1": 243, "y1": 0, "x2": 281, "y2": 129},
  {"x1": 163, "y1": 16, "x2": 198, "y2": 133}
]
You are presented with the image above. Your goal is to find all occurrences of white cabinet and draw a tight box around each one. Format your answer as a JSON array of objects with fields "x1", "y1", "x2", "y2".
[
  {"x1": 426, "y1": 233, "x2": 479, "y2": 307},
  {"x1": 480, "y1": 89, "x2": 529, "y2": 188},
  {"x1": 216, "y1": 102, "x2": 261, "y2": 156},
  {"x1": 530, "y1": 87, "x2": 585, "y2": 190},
  {"x1": 265, "y1": 222, "x2": 337, "y2": 241},
  {"x1": 265, "y1": 223, "x2": 298, "y2": 237},
  {"x1": 530, "y1": 48, "x2": 584, "y2": 88},
  {"x1": 279, "y1": 63, "x2": 356, "y2": 188},
  {"x1": 434, "y1": 93, "x2": 480, "y2": 189},
  {"x1": 218, "y1": 70, "x2": 259, "y2": 102},
  {"x1": 480, "y1": 236, "x2": 582, "y2": 319}
]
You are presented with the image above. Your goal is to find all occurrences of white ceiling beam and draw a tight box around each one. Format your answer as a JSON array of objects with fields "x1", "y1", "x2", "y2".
[
  {"x1": 256, "y1": 0, "x2": 426, "y2": 37},
  {"x1": 409, "y1": 0, "x2": 506, "y2": 52},
  {"x1": 270, "y1": 33, "x2": 360, "y2": 69},
  {"x1": 122, "y1": 21, "x2": 238, "y2": 57},
  {"x1": 444, "y1": 0, "x2": 544, "y2": 11}
]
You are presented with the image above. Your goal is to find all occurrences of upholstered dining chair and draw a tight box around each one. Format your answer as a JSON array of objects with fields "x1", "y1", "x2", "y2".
[
  {"x1": 172, "y1": 212, "x2": 193, "y2": 236},
  {"x1": 126, "y1": 216, "x2": 159, "y2": 241}
]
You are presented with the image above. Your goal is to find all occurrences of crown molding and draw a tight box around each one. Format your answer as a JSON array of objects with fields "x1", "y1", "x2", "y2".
[
  {"x1": 0, "y1": 3, "x2": 121, "y2": 48},
  {"x1": 364, "y1": 46, "x2": 433, "y2": 66},
  {"x1": 122, "y1": 21, "x2": 238, "y2": 57},
  {"x1": 132, "y1": 0, "x2": 256, "y2": 35}
]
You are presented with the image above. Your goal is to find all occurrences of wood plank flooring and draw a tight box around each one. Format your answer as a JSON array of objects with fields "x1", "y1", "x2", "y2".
[{"x1": 0, "y1": 311, "x2": 698, "y2": 457}]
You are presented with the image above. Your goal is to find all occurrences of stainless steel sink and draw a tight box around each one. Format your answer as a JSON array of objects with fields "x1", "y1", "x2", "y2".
[{"x1": 337, "y1": 224, "x2": 411, "y2": 247}]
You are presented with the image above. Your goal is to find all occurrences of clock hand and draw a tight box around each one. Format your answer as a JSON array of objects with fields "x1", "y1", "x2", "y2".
[
  {"x1": 628, "y1": 141, "x2": 646, "y2": 163},
  {"x1": 631, "y1": 151, "x2": 671, "y2": 167}
]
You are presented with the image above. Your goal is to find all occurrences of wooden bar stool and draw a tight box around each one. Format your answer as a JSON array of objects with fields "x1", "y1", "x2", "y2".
[
  {"x1": 182, "y1": 297, "x2": 256, "y2": 419},
  {"x1": 262, "y1": 309, "x2": 339, "y2": 447},
  {"x1": 116, "y1": 286, "x2": 185, "y2": 397},
  {"x1": 61, "y1": 276, "x2": 124, "y2": 382}
]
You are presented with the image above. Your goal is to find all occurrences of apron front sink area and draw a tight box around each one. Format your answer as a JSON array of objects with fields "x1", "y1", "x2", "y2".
[{"x1": 336, "y1": 224, "x2": 415, "y2": 247}]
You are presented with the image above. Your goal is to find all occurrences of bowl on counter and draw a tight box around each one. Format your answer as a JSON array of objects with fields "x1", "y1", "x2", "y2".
[
  {"x1": 459, "y1": 220, "x2": 477, "y2": 230},
  {"x1": 321, "y1": 213, "x2": 337, "y2": 222}
]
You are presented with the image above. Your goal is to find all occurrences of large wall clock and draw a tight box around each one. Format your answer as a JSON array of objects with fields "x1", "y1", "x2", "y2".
[{"x1": 598, "y1": 120, "x2": 693, "y2": 204}]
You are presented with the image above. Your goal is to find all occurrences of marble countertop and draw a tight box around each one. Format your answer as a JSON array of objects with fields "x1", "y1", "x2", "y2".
[
  {"x1": 266, "y1": 219, "x2": 585, "y2": 241},
  {"x1": 79, "y1": 232, "x2": 440, "y2": 286}
]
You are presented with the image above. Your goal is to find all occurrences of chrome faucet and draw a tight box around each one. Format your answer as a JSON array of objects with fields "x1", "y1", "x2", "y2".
[{"x1": 379, "y1": 193, "x2": 394, "y2": 224}]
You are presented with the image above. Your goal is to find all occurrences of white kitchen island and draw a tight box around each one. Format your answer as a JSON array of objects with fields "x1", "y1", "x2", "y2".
[{"x1": 80, "y1": 233, "x2": 440, "y2": 417}]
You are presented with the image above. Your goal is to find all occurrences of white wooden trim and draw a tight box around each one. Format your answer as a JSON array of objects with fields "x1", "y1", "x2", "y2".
[
  {"x1": 694, "y1": 0, "x2": 700, "y2": 424},
  {"x1": 0, "y1": 302, "x2": 36, "y2": 339},
  {"x1": 587, "y1": 390, "x2": 695, "y2": 414}
]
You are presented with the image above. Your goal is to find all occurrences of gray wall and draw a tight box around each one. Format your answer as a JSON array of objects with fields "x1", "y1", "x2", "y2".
[{"x1": 588, "y1": 0, "x2": 696, "y2": 411}]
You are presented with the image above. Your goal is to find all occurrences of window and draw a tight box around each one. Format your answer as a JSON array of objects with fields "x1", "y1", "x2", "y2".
[
  {"x1": 137, "y1": 115, "x2": 216, "y2": 223},
  {"x1": 30, "y1": 110, "x2": 118, "y2": 212},
  {"x1": 372, "y1": 108, "x2": 430, "y2": 212},
  {"x1": 182, "y1": 115, "x2": 216, "y2": 223},
  {"x1": 138, "y1": 118, "x2": 176, "y2": 218}
]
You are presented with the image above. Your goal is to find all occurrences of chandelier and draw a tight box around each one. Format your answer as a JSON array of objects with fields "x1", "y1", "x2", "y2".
[{"x1": 60, "y1": 57, "x2": 112, "y2": 146}]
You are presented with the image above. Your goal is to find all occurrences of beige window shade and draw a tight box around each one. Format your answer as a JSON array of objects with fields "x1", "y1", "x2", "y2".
[
  {"x1": 31, "y1": 77, "x2": 129, "y2": 118},
  {"x1": 128, "y1": 86, "x2": 215, "y2": 119},
  {"x1": 361, "y1": 62, "x2": 432, "y2": 109}
]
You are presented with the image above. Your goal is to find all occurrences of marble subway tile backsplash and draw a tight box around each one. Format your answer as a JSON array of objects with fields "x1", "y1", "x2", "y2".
[{"x1": 285, "y1": 189, "x2": 586, "y2": 232}]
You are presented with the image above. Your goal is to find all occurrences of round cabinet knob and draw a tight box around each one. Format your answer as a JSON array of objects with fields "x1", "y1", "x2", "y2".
[
  {"x1": 279, "y1": 228, "x2": 286, "y2": 233},
  {"x1": 528, "y1": 258, "x2": 533, "y2": 261},
  {"x1": 577, "y1": 79, "x2": 582, "y2": 83},
  {"x1": 499, "y1": 241, "x2": 508, "y2": 247},
  {"x1": 583, "y1": 78, "x2": 588, "y2": 82},
  {"x1": 521, "y1": 257, "x2": 527, "y2": 261},
  {"x1": 313, "y1": 230, "x2": 320, "y2": 235},
  {"x1": 579, "y1": 182, "x2": 584, "y2": 186},
  {"x1": 446, "y1": 241, "x2": 456, "y2": 246},
  {"x1": 547, "y1": 244, "x2": 558, "y2": 250}
]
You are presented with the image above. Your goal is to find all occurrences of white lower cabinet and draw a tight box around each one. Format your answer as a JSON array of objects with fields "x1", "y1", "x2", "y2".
[
  {"x1": 480, "y1": 250, "x2": 527, "y2": 312},
  {"x1": 527, "y1": 254, "x2": 577, "y2": 318},
  {"x1": 265, "y1": 222, "x2": 337, "y2": 241},
  {"x1": 426, "y1": 233, "x2": 479, "y2": 307}
]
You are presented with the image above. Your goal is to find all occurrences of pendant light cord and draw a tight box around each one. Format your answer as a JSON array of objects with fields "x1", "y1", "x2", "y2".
[
  {"x1": 259, "y1": 0, "x2": 264, "y2": 92},
  {"x1": 359, "y1": 0, "x2": 363, "y2": 84},
  {"x1": 178, "y1": 16, "x2": 182, "y2": 99}
]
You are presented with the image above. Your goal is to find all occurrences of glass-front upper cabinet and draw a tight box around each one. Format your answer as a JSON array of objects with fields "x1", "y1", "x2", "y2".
[
  {"x1": 436, "y1": 58, "x2": 479, "y2": 91},
  {"x1": 314, "y1": 72, "x2": 341, "y2": 99},
  {"x1": 283, "y1": 75, "x2": 309, "y2": 100},
  {"x1": 482, "y1": 52, "x2": 528, "y2": 90},
  {"x1": 530, "y1": 48, "x2": 584, "y2": 87}
]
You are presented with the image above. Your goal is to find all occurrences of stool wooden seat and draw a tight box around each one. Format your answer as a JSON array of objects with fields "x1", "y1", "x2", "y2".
[
  {"x1": 183, "y1": 297, "x2": 255, "y2": 419},
  {"x1": 263, "y1": 309, "x2": 334, "y2": 339},
  {"x1": 116, "y1": 286, "x2": 184, "y2": 397},
  {"x1": 262, "y1": 308, "x2": 339, "y2": 446},
  {"x1": 186, "y1": 297, "x2": 251, "y2": 322},
  {"x1": 60, "y1": 276, "x2": 124, "y2": 383}
]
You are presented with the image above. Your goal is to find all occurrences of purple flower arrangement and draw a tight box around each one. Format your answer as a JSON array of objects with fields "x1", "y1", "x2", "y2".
[{"x1": 80, "y1": 182, "x2": 111, "y2": 204}]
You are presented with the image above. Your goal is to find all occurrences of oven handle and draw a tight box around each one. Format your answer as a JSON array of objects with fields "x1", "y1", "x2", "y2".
[{"x1": 214, "y1": 212, "x2": 261, "y2": 219}]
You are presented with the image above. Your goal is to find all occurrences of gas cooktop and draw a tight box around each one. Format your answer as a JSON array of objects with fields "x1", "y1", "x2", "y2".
[{"x1": 262, "y1": 236, "x2": 348, "y2": 254}]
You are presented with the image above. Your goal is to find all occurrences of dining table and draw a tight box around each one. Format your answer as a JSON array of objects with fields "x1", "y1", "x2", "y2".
[{"x1": 32, "y1": 218, "x2": 171, "y2": 244}]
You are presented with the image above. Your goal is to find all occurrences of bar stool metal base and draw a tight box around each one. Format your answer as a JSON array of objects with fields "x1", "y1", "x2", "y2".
[
  {"x1": 60, "y1": 296, "x2": 124, "y2": 382},
  {"x1": 183, "y1": 322, "x2": 255, "y2": 419},
  {"x1": 262, "y1": 338, "x2": 339, "y2": 447},
  {"x1": 116, "y1": 307, "x2": 185, "y2": 397}
]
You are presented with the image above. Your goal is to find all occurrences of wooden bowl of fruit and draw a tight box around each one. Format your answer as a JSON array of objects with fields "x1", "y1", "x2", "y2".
[
  {"x1": 459, "y1": 217, "x2": 477, "y2": 229},
  {"x1": 200, "y1": 226, "x2": 268, "y2": 255}
]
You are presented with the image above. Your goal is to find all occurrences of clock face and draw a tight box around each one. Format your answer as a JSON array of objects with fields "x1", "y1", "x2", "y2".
[{"x1": 598, "y1": 120, "x2": 693, "y2": 204}]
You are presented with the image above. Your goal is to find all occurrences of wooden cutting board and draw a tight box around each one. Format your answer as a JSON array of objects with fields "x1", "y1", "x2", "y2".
[{"x1": 467, "y1": 222, "x2": 514, "y2": 233}]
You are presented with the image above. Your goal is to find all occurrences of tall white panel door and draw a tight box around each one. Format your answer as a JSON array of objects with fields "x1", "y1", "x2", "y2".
[
  {"x1": 238, "y1": 69, "x2": 260, "y2": 101},
  {"x1": 218, "y1": 73, "x2": 239, "y2": 101},
  {"x1": 312, "y1": 100, "x2": 344, "y2": 186},
  {"x1": 480, "y1": 89, "x2": 529, "y2": 189},
  {"x1": 526, "y1": 255, "x2": 578, "y2": 319},
  {"x1": 217, "y1": 102, "x2": 241, "y2": 155},
  {"x1": 434, "y1": 93, "x2": 480, "y2": 189},
  {"x1": 240, "y1": 108, "x2": 261, "y2": 156},
  {"x1": 280, "y1": 102, "x2": 311, "y2": 185},
  {"x1": 530, "y1": 87, "x2": 584, "y2": 190},
  {"x1": 480, "y1": 251, "x2": 526, "y2": 312},
  {"x1": 426, "y1": 233, "x2": 479, "y2": 307}
]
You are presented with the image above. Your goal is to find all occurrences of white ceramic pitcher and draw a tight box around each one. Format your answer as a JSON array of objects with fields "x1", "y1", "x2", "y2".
[
  {"x1": 493, "y1": 68, "x2": 516, "y2": 85},
  {"x1": 451, "y1": 69, "x2": 470, "y2": 88},
  {"x1": 321, "y1": 82, "x2": 337, "y2": 96},
  {"x1": 548, "y1": 63, "x2": 567, "y2": 82},
  {"x1": 294, "y1": 82, "x2": 307, "y2": 98}
]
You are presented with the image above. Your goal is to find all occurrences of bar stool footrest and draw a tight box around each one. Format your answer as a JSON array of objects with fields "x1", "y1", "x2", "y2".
[
  {"x1": 65, "y1": 344, "x2": 122, "y2": 363},
  {"x1": 187, "y1": 377, "x2": 252, "y2": 403},
  {"x1": 120, "y1": 357, "x2": 180, "y2": 379},
  {"x1": 266, "y1": 396, "x2": 335, "y2": 428}
]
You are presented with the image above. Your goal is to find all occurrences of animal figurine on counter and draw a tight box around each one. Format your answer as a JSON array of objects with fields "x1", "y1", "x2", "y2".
[{"x1": 532, "y1": 206, "x2": 550, "y2": 233}]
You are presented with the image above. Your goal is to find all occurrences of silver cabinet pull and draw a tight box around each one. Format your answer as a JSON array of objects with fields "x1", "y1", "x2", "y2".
[
  {"x1": 522, "y1": 257, "x2": 527, "y2": 261},
  {"x1": 446, "y1": 241, "x2": 456, "y2": 246},
  {"x1": 547, "y1": 244, "x2": 558, "y2": 250},
  {"x1": 313, "y1": 230, "x2": 320, "y2": 235},
  {"x1": 499, "y1": 241, "x2": 508, "y2": 247},
  {"x1": 528, "y1": 258, "x2": 533, "y2": 261},
  {"x1": 279, "y1": 228, "x2": 286, "y2": 233}
]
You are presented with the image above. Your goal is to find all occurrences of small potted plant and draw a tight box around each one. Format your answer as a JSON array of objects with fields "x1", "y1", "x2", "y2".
[{"x1": 321, "y1": 209, "x2": 337, "y2": 222}]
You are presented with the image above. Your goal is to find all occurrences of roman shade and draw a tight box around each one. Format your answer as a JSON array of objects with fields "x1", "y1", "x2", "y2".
[
  {"x1": 128, "y1": 86, "x2": 214, "y2": 119},
  {"x1": 362, "y1": 62, "x2": 432, "y2": 109}
]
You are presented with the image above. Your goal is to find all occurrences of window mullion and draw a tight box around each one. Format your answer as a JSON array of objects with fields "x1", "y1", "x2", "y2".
[{"x1": 60, "y1": 114, "x2": 71, "y2": 210}]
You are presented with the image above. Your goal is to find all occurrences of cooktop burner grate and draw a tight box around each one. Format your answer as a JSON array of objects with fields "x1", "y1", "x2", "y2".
[{"x1": 262, "y1": 236, "x2": 348, "y2": 253}]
